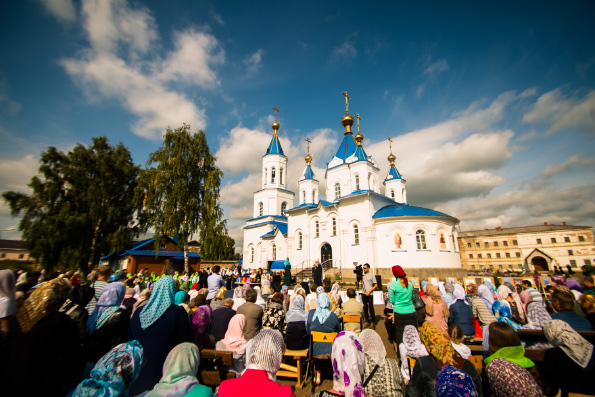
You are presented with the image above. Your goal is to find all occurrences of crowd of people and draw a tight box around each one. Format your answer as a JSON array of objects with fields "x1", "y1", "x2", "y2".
[{"x1": 0, "y1": 262, "x2": 594, "y2": 397}]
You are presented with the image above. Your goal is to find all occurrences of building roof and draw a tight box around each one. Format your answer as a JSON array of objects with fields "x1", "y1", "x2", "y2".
[
  {"x1": 372, "y1": 203, "x2": 455, "y2": 219},
  {"x1": 120, "y1": 250, "x2": 200, "y2": 258},
  {"x1": 300, "y1": 164, "x2": 316, "y2": 181},
  {"x1": 261, "y1": 223, "x2": 288, "y2": 238},
  {"x1": 285, "y1": 203, "x2": 318, "y2": 212},
  {"x1": 334, "y1": 132, "x2": 358, "y2": 162},
  {"x1": 384, "y1": 163, "x2": 403, "y2": 181},
  {"x1": 353, "y1": 145, "x2": 368, "y2": 161},
  {"x1": 246, "y1": 214, "x2": 288, "y2": 222},
  {"x1": 243, "y1": 220, "x2": 288, "y2": 230},
  {"x1": 338, "y1": 189, "x2": 374, "y2": 200},
  {"x1": 458, "y1": 224, "x2": 593, "y2": 237},
  {"x1": 0, "y1": 239, "x2": 25, "y2": 249},
  {"x1": 265, "y1": 133, "x2": 285, "y2": 156}
]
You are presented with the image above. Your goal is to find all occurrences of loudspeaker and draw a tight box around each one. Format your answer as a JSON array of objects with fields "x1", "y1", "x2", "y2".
[{"x1": 375, "y1": 275, "x2": 382, "y2": 289}]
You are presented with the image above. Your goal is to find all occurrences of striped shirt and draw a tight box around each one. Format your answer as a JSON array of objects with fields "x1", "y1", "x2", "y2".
[
  {"x1": 471, "y1": 296, "x2": 497, "y2": 327},
  {"x1": 85, "y1": 280, "x2": 108, "y2": 314},
  {"x1": 525, "y1": 287, "x2": 544, "y2": 306}
]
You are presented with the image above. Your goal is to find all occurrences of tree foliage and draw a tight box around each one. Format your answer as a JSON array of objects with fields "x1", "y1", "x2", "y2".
[
  {"x1": 137, "y1": 124, "x2": 233, "y2": 271},
  {"x1": 2, "y1": 137, "x2": 142, "y2": 273}
]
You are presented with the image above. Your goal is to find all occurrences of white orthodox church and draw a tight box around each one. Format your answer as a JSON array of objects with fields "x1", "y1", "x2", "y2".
[{"x1": 242, "y1": 96, "x2": 463, "y2": 276}]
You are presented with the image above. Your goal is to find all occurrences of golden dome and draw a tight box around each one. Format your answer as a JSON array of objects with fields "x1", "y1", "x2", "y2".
[
  {"x1": 272, "y1": 121, "x2": 280, "y2": 133},
  {"x1": 341, "y1": 114, "x2": 354, "y2": 127},
  {"x1": 305, "y1": 154, "x2": 312, "y2": 165},
  {"x1": 354, "y1": 131, "x2": 364, "y2": 146},
  {"x1": 388, "y1": 153, "x2": 396, "y2": 164}
]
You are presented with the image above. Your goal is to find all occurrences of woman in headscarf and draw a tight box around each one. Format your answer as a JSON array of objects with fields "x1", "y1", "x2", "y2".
[
  {"x1": 218, "y1": 329, "x2": 294, "y2": 397},
  {"x1": 424, "y1": 284, "x2": 450, "y2": 333},
  {"x1": 69, "y1": 340, "x2": 144, "y2": 397},
  {"x1": 360, "y1": 329, "x2": 401, "y2": 397},
  {"x1": 2, "y1": 278, "x2": 82, "y2": 397},
  {"x1": 442, "y1": 282, "x2": 454, "y2": 307},
  {"x1": 307, "y1": 292, "x2": 342, "y2": 357},
  {"x1": 435, "y1": 365, "x2": 479, "y2": 397},
  {"x1": 281, "y1": 284, "x2": 291, "y2": 312},
  {"x1": 261, "y1": 279, "x2": 272, "y2": 302},
  {"x1": 312, "y1": 331, "x2": 366, "y2": 397},
  {"x1": 132, "y1": 287, "x2": 152, "y2": 316},
  {"x1": 209, "y1": 287, "x2": 226, "y2": 311},
  {"x1": 232, "y1": 285, "x2": 246, "y2": 310},
  {"x1": 191, "y1": 298, "x2": 213, "y2": 347},
  {"x1": 59, "y1": 284, "x2": 95, "y2": 346},
  {"x1": 284, "y1": 294, "x2": 309, "y2": 350},
  {"x1": 86, "y1": 282, "x2": 130, "y2": 364},
  {"x1": 263, "y1": 292, "x2": 285, "y2": 332},
  {"x1": 242, "y1": 282, "x2": 251, "y2": 298},
  {"x1": 448, "y1": 287, "x2": 474, "y2": 338},
  {"x1": 473, "y1": 284, "x2": 497, "y2": 329},
  {"x1": 566, "y1": 279, "x2": 584, "y2": 300},
  {"x1": 407, "y1": 322, "x2": 480, "y2": 397},
  {"x1": 283, "y1": 257, "x2": 292, "y2": 287},
  {"x1": 399, "y1": 325, "x2": 429, "y2": 383},
  {"x1": 254, "y1": 285, "x2": 267, "y2": 310},
  {"x1": 0, "y1": 269, "x2": 17, "y2": 337},
  {"x1": 485, "y1": 358, "x2": 542, "y2": 397},
  {"x1": 497, "y1": 285, "x2": 525, "y2": 324},
  {"x1": 216, "y1": 314, "x2": 248, "y2": 374},
  {"x1": 537, "y1": 320, "x2": 595, "y2": 396},
  {"x1": 389, "y1": 265, "x2": 417, "y2": 347},
  {"x1": 175, "y1": 290, "x2": 191, "y2": 315},
  {"x1": 328, "y1": 282, "x2": 343, "y2": 317},
  {"x1": 129, "y1": 276, "x2": 192, "y2": 395},
  {"x1": 491, "y1": 300, "x2": 521, "y2": 330},
  {"x1": 145, "y1": 342, "x2": 213, "y2": 397},
  {"x1": 122, "y1": 287, "x2": 137, "y2": 315}
]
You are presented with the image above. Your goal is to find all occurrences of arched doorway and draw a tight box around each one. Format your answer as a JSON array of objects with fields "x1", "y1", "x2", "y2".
[
  {"x1": 532, "y1": 256, "x2": 548, "y2": 272},
  {"x1": 321, "y1": 243, "x2": 332, "y2": 268}
]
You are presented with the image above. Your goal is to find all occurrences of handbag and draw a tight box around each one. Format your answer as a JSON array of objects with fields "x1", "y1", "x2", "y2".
[{"x1": 412, "y1": 289, "x2": 425, "y2": 311}]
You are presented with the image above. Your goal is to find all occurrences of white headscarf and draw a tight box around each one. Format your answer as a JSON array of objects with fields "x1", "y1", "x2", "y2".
[
  {"x1": 360, "y1": 329, "x2": 386, "y2": 367},
  {"x1": 545, "y1": 319, "x2": 594, "y2": 369},
  {"x1": 245, "y1": 329, "x2": 285, "y2": 380},
  {"x1": 402, "y1": 325, "x2": 423, "y2": 356},
  {"x1": 0, "y1": 270, "x2": 17, "y2": 318}
]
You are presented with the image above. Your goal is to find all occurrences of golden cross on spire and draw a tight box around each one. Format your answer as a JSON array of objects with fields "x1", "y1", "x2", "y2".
[
  {"x1": 356, "y1": 114, "x2": 361, "y2": 133},
  {"x1": 305, "y1": 137, "x2": 311, "y2": 155},
  {"x1": 388, "y1": 137, "x2": 393, "y2": 153},
  {"x1": 342, "y1": 91, "x2": 350, "y2": 113},
  {"x1": 272, "y1": 106, "x2": 279, "y2": 122}
]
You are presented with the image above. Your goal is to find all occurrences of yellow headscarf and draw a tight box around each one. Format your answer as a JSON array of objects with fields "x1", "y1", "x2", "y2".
[
  {"x1": 16, "y1": 278, "x2": 71, "y2": 333},
  {"x1": 419, "y1": 321, "x2": 456, "y2": 367}
]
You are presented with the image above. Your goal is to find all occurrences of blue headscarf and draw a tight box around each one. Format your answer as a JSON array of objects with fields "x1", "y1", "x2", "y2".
[
  {"x1": 140, "y1": 276, "x2": 175, "y2": 330},
  {"x1": 435, "y1": 365, "x2": 479, "y2": 397},
  {"x1": 492, "y1": 300, "x2": 521, "y2": 330},
  {"x1": 313, "y1": 292, "x2": 332, "y2": 324},
  {"x1": 87, "y1": 282, "x2": 125, "y2": 334},
  {"x1": 73, "y1": 340, "x2": 144, "y2": 396},
  {"x1": 174, "y1": 290, "x2": 188, "y2": 305}
]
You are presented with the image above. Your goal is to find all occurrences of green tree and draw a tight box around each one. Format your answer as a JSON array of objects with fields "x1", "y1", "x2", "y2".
[
  {"x1": 2, "y1": 137, "x2": 142, "y2": 273},
  {"x1": 138, "y1": 124, "x2": 229, "y2": 272}
]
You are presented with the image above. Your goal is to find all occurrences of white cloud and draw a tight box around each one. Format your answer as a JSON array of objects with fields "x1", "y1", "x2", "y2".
[
  {"x1": 39, "y1": 0, "x2": 76, "y2": 22},
  {"x1": 423, "y1": 59, "x2": 449, "y2": 76},
  {"x1": 542, "y1": 154, "x2": 595, "y2": 177},
  {"x1": 523, "y1": 88, "x2": 595, "y2": 135},
  {"x1": 417, "y1": 57, "x2": 449, "y2": 97},
  {"x1": 0, "y1": 82, "x2": 21, "y2": 114},
  {"x1": 330, "y1": 42, "x2": 357, "y2": 62},
  {"x1": 209, "y1": 10, "x2": 224, "y2": 25},
  {"x1": 215, "y1": 126, "x2": 274, "y2": 173},
  {"x1": 0, "y1": 155, "x2": 39, "y2": 193},
  {"x1": 243, "y1": 49, "x2": 264, "y2": 76},
  {"x1": 61, "y1": 0, "x2": 224, "y2": 139}
]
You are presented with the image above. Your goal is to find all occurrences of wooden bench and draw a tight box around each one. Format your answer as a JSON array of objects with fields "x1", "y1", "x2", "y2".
[
  {"x1": 276, "y1": 348, "x2": 309, "y2": 390},
  {"x1": 198, "y1": 349, "x2": 236, "y2": 390}
]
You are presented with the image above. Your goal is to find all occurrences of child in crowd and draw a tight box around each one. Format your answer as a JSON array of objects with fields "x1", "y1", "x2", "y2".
[{"x1": 448, "y1": 323, "x2": 471, "y2": 359}]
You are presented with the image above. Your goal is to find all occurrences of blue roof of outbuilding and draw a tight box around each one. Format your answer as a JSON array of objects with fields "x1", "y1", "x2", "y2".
[
  {"x1": 385, "y1": 164, "x2": 403, "y2": 181},
  {"x1": 265, "y1": 133, "x2": 285, "y2": 156},
  {"x1": 372, "y1": 203, "x2": 454, "y2": 219}
]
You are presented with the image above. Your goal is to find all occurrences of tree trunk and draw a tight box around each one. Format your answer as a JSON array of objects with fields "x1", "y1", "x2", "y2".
[{"x1": 184, "y1": 241, "x2": 190, "y2": 274}]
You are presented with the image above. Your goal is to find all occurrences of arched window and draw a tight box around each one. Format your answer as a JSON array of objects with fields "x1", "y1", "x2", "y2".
[
  {"x1": 302, "y1": 190, "x2": 306, "y2": 204},
  {"x1": 312, "y1": 190, "x2": 315, "y2": 203},
  {"x1": 332, "y1": 217, "x2": 337, "y2": 236},
  {"x1": 315, "y1": 220, "x2": 319, "y2": 238},
  {"x1": 251, "y1": 247, "x2": 254, "y2": 263},
  {"x1": 258, "y1": 202, "x2": 263, "y2": 217},
  {"x1": 390, "y1": 189, "x2": 395, "y2": 200},
  {"x1": 280, "y1": 167, "x2": 283, "y2": 185},
  {"x1": 298, "y1": 232, "x2": 303, "y2": 249},
  {"x1": 335, "y1": 183, "x2": 341, "y2": 200},
  {"x1": 281, "y1": 201, "x2": 287, "y2": 213},
  {"x1": 264, "y1": 168, "x2": 267, "y2": 185},
  {"x1": 354, "y1": 224, "x2": 360, "y2": 245},
  {"x1": 416, "y1": 230, "x2": 427, "y2": 250},
  {"x1": 271, "y1": 167, "x2": 276, "y2": 183},
  {"x1": 272, "y1": 243, "x2": 276, "y2": 260},
  {"x1": 355, "y1": 174, "x2": 360, "y2": 191}
]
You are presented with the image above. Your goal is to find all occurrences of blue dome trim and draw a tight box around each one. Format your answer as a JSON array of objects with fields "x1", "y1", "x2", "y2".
[
  {"x1": 384, "y1": 164, "x2": 402, "y2": 181},
  {"x1": 301, "y1": 165, "x2": 316, "y2": 180},
  {"x1": 265, "y1": 133, "x2": 285, "y2": 156},
  {"x1": 334, "y1": 133, "x2": 357, "y2": 162},
  {"x1": 372, "y1": 203, "x2": 454, "y2": 219}
]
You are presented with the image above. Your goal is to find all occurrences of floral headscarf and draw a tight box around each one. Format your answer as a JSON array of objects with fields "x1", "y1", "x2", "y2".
[
  {"x1": 73, "y1": 340, "x2": 144, "y2": 396},
  {"x1": 492, "y1": 300, "x2": 521, "y2": 330},
  {"x1": 360, "y1": 329, "x2": 386, "y2": 366},
  {"x1": 233, "y1": 286, "x2": 244, "y2": 298},
  {"x1": 497, "y1": 285, "x2": 526, "y2": 322},
  {"x1": 545, "y1": 319, "x2": 594, "y2": 369},
  {"x1": 419, "y1": 321, "x2": 455, "y2": 367},
  {"x1": 222, "y1": 314, "x2": 247, "y2": 355},
  {"x1": 281, "y1": 285, "x2": 289, "y2": 294},
  {"x1": 466, "y1": 283, "x2": 477, "y2": 296},
  {"x1": 286, "y1": 295, "x2": 307, "y2": 323},
  {"x1": 313, "y1": 292, "x2": 332, "y2": 324},
  {"x1": 402, "y1": 325, "x2": 424, "y2": 356},
  {"x1": 140, "y1": 276, "x2": 175, "y2": 330},
  {"x1": 146, "y1": 343, "x2": 200, "y2": 397},
  {"x1": 191, "y1": 304, "x2": 212, "y2": 345},
  {"x1": 16, "y1": 278, "x2": 70, "y2": 333},
  {"x1": 525, "y1": 302, "x2": 552, "y2": 328},
  {"x1": 435, "y1": 365, "x2": 479, "y2": 397},
  {"x1": 331, "y1": 331, "x2": 366, "y2": 397},
  {"x1": 316, "y1": 286, "x2": 325, "y2": 296},
  {"x1": 87, "y1": 282, "x2": 125, "y2": 334},
  {"x1": 485, "y1": 358, "x2": 542, "y2": 397},
  {"x1": 331, "y1": 282, "x2": 341, "y2": 295}
]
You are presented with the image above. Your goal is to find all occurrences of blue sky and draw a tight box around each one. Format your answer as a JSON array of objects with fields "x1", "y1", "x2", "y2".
[{"x1": 1, "y1": 0, "x2": 594, "y2": 250}]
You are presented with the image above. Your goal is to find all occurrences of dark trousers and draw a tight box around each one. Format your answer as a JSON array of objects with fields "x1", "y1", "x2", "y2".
[{"x1": 362, "y1": 293, "x2": 376, "y2": 324}]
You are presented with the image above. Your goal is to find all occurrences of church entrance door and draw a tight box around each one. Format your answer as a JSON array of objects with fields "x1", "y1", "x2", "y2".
[
  {"x1": 531, "y1": 256, "x2": 549, "y2": 272},
  {"x1": 321, "y1": 243, "x2": 332, "y2": 268}
]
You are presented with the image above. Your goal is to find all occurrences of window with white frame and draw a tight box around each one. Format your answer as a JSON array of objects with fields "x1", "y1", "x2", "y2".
[
  {"x1": 280, "y1": 167, "x2": 283, "y2": 185},
  {"x1": 335, "y1": 183, "x2": 341, "y2": 200},
  {"x1": 271, "y1": 167, "x2": 276, "y2": 183},
  {"x1": 272, "y1": 244, "x2": 276, "y2": 260},
  {"x1": 251, "y1": 247, "x2": 254, "y2": 262},
  {"x1": 332, "y1": 217, "x2": 337, "y2": 236},
  {"x1": 355, "y1": 174, "x2": 360, "y2": 190},
  {"x1": 354, "y1": 224, "x2": 359, "y2": 245},
  {"x1": 416, "y1": 230, "x2": 427, "y2": 250},
  {"x1": 298, "y1": 232, "x2": 302, "y2": 249},
  {"x1": 302, "y1": 190, "x2": 306, "y2": 204},
  {"x1": 281, "y1": 202, "x2": 287, "y2": 213},
  {"x1": 315, "y1": 221, "x2": 319, "y2": 238},
  {"x1": 258, "y1": 202, "x2": 263, "y2": 216}
]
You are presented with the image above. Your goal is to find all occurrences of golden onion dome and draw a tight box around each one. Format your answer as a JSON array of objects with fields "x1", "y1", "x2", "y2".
[
  {"x1": 341, "y1": 113, "x2": 354, "y2": 127},
  {"x1": 272, "y1": 120, "x2": 280, "y2": 132},
  {"x1": 388, "y1": 153, "x2": 396, "y2": 164},
  {"x1": 354, "y1": 131, "x2": 364, "y2": 146},
  {"x1": 305, "y1": 154, "x2": 312, "y2": 165}
]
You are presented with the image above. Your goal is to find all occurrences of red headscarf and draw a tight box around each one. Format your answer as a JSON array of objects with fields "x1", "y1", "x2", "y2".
[{"x1": 392, "y1": 265, "x2": 408, "y2": 288}]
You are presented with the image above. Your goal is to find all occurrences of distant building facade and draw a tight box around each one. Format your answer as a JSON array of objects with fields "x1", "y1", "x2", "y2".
[
  {"x1": 0, "y1": 239, "x2": 33, "y2": 263},
  {"x1": 458, "y1": 224, "x2": 595, "y2": 272}
]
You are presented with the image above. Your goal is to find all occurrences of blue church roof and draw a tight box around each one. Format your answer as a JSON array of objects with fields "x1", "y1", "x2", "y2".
[
  {"x1": 334, "y1": 133, "x2": 358, "y2": 161},
  {"x1": 265, "y1": 133, "x2": 285, "y2": 156},
  {"x1": 385, "y1": 164, "x2": 403, "y2": 181},
  {"x1": 372, "y1": 203, "x2": 454, "y2": 219},
  {"x1": 260, "y1": 223, "x2": 288, "y2": 238},
  {"x1": 353, "y1": 145, "x2": 368, "y2": 161},
  {"x1": 300, "y1": 165, "x2": 316, "y2": 181}
]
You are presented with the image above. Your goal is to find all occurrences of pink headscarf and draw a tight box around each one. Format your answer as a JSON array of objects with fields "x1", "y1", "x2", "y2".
[{"x1": 222, "y1": 314, "x2": 248, "y2": 355}]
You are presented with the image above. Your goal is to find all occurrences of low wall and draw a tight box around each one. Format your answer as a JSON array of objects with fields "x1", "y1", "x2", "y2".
[{"x1": 327, "y1": 267, "x2": 468, "y2": 286}]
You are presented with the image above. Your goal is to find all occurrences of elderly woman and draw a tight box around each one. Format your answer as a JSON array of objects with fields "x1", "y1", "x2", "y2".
[
  {"x1": 254, "y1": 286, "x2": 267, "y2": 310},
  {"x1": 361, "y1": 329, "x2": 401, "y2": 397},
  {"x1": 313, "y1": 330, "x2": 366, "y2": 397},
  {"x1": 435, "y1": 365, "x2": 479, "y2": 397},
  {"x1": 424, "y1": 284, "x2": 450, "y2": 333},
  {"x1": 473, "y1": 285, "x2": 497, "y2": 328},
  {"x1": 145, "y1": 342, "x2": 213, "y2": 397},
  {"x1": 399, "y1": 325, "x2": 429, "y2": 383},
  {"x1": 485, "y1": 358, "x2": 542, "y2": 397},
  {"x1": 307, "y1": 292, "x2": 342, "y2": 384},
  {"x1": 284, "y1": 294, "x2": 309, "y2": 350},
  {"x1": 232, "y1": 286, "x2": 246, "y2": 311},
  {"x1": 448, "y1": 287, "x2": 474, "y2": 338},
  {"x1": 69, "y1": 340, "x2": 144, "y2": 397},
  {"x1": 491, "y1": 300, "x2": 521, "y2": 330},
  {"x1": 210, "y1": 286, "x2": 227, "y2": 311},
  {"x1": 262, "y1": 292, "x2": 285, "y2": 332},
  {"x1": 218, "y1": 329, "x2": 295, "y2": 397},
  {"x1": 329, "y1": 282, "x2": 343, "y2": 317}
]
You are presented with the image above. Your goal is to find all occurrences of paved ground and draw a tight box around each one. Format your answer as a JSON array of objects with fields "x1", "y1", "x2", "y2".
[{"x1": 277, "y1": 304, "x2": 395, "y2": 397}]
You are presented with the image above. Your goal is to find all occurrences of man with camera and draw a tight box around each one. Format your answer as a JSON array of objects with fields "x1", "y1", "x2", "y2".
[{"x1": 361, "y1": 263, "x2": 378, "y2": 329}]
